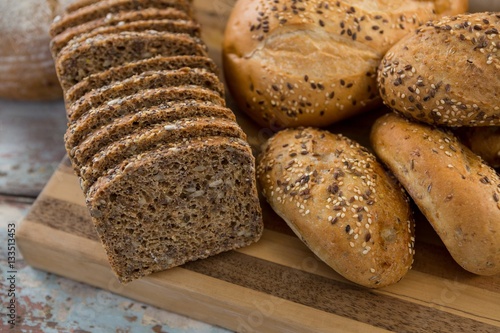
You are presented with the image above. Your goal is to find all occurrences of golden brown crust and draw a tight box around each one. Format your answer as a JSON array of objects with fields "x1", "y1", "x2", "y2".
[
  {"x1": 413, "y1": 0, "x2": 468, "y2": 16},
  {"x1": 223, "y1": 0, "x2": 436, "y2": 128},
  {"x1": 456, "y1": 127, "x2": 500, "y2": 168},
  {"x1": 257, "y1": 127, "x2": 415, "y2": 288},
  {"x1": 378, "y1": 12, "x2": 500, "y2": 127},
  {"x1": 371, "y1": 113, "x2": 500, "y2": 275}
]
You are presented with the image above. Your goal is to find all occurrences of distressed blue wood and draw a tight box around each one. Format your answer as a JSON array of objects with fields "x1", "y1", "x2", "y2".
[
  {"x1": 0, "y1": 196, "x2": 232, "y2": 332},
  {"x1": 0, "y1": 100, "x2": 67, "y2": 197}
]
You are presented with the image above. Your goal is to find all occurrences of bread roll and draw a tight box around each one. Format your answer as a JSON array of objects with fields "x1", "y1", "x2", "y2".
[
  {"x1": 378, "y1": 12, "x2": 500, "y2": 127},
  {"x1": 257, "y1": 127, "x2": 415, "y2": 288},
  {"x1": 223, "y1": 0, "x2": 436, "y2": 128},
  {"x1": 456, "y1": 127, "x2": 500, "y2": 168},
  {"x1": 414, "y1": 0, "x2": 468, "y2": 16},
  {"x1": 0, "y1": 0, "x2": 71, "y2": 101},
  {"x1": 469, "y1": 0, "x2": 500, "y2": 12},
  {"x1": 371, "y1": 113, "x2": 500, "y2": 276}
]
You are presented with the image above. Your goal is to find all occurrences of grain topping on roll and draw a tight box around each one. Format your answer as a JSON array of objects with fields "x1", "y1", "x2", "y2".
[
  {"x1": 257, "y1": 127, "x2": 415, "y2": 288},
  {"x1": 223, "y1": 0, "x2": 437, "y2": 128},
  {"x1": 371, "y1": 113, "x2": 500, "y2": 276},
  {"x1": 378, "y1": 12, "x2": 500, "y2": 127}
]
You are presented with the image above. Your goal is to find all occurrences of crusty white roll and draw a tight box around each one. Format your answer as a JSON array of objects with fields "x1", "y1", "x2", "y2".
[
  {"x1": 257, "y1": 127, "x2": 415, "y2": 288},
  {"x1": 378, "y1": 12, "x2": 500, "y2": 127},
  {"x1": 0, "y1": 0, "x2": 72, "y2": 101},
  {"x1": 371, "y1": 113, "x2": 500, "y2": 276},
  {"x1": 223, "y1": 0, "x2": 437, "y2": 128}
]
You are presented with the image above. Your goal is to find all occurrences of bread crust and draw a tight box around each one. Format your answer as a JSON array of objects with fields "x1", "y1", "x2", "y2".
[
  {"x1": 413, "y1": 0, "x2": 468, "y2": 16},
  {"x1": 223, "y1": 0, "x2": 436, "y2": 128},
  {"x1": 257, "y1": 127, "x2": 415, "y2": 288},
  {"x1": 50, "y1": 8, "x2": 191, "y2": 58},
  {"x1": 0, "y1": 0, "x2": 70, "y2": 100},
  {"x1": 456, "y1": 127, "x2": 500, "y2": 168},
  {"x1": 378, "y1": 12, "x2": 500, "y2": 127},
  {"x1": 371, "y1": 113, "x2": 500, "y2": 275},
  {"x1": 87, "y1": 136, "x2": 263, "y2": 283}
]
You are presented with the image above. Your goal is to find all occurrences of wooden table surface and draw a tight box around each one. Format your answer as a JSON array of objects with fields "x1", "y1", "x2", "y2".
[{"x1": 2, "y1": 1, "x2": 499, "y2": 332}]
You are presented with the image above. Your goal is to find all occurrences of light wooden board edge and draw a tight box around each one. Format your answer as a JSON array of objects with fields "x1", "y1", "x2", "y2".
[{"x1": 17, "y1": 220, "x2": 388, "y2": 333}]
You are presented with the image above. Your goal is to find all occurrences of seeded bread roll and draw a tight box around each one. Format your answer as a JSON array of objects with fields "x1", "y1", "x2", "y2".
[
  {"x1": 257, "y1": 127, "x2": 415, "y2": 288},
  {"x1": 371, "y1": 113, "x2": 500, "y2": 275},
  {"x1": 378, "y1": 12, "x2": 500, "y2": 127},
  {"x1": 456, "y1": 127, "x2": 500, "y2": 168},
  {"x1": 223, "y1": 0, "x2": 436, "y2": 128}
]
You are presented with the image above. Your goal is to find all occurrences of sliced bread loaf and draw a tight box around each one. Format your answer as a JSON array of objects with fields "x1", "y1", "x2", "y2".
[
  {"x1": 51, "y1": 8, "x2": 191, "y2": 57},
  {"x1": 79, "y1": 117, "x2": 247, "y2": 193},
  {"x1": 65, "y1": 87, "x2": 226, "y2": 153},
  {"x1": 65, "y1": 55, "x2": 219, "y2": 103},
  {"x1": 68, "y1": 68, "x2": 225, "y2": 121},
  {"x1": 71, "y1": 102, "x2": 236, "y2": 167},
  {"x1": 56, "y1": 31, "x2": 208, "y2": 91},
  {"x1": 50, "y1": 0, "x2": 193, "y2": 36},
  {"x1": 52, "y1": 18, "x2": 201, "y2": 57},
  {"x1": 86, "y1": 136, "x2": 263, "y2": 283}
]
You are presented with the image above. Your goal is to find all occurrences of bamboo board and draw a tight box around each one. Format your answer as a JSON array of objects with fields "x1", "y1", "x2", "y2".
[{"x1": 16, "y1": 1, "x2": 500, "y2": 332}]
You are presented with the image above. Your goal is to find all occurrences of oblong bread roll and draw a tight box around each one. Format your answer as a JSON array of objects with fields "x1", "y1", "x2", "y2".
[
  {"x1": 371, "y1": 113, "x2": 500, "y2": 276},
  {"x1": 257, "y1": 127, "x2": 415, "y2": 288}
]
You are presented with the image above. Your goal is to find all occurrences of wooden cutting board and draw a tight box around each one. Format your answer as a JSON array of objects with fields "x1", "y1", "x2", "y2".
[{"x1": 17, "y1": 1, "x2": 500, "y2": 332}]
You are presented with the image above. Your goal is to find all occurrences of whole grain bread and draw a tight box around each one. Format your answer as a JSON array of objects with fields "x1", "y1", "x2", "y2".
[
  {"x1": 71, "y1": 102, "x2": 236, "y2": 168},
  {"x1": 56, "y1": 31, "x2": 208, "y2": 91},
  {"x1": 257, "y1": 127, "x2": 415, "y2": 288},
  {"x1": 51, "y1": 8, "x2": 191, "y2": 57},
  {"x1": 371, "y1": 112, "x2": 500, "y2": 276},
  {"x1": 86, "y1": 136, "x2": 263, "y2": 283},
  {"x1": 67, "y1": 68, "x2": 225, "y2": 121},
  {"x1": 50, "y1": 0, "x2": 193, "y2": 36},
  {"x1": 378, "y1": 12, "x2": 500, "y2": 127},
  {"x1": 79, "y1": 117, "x2": 248, "y2": 192},
  {"x1": 65, "y1": 55, "x2": 219, "y2": 104},
  {"x1": 52, "y1": 18, "x2": 201, "y2": 57},
  {"x1": 65, "y1": 87, "x2": 226, "y2": 151}
]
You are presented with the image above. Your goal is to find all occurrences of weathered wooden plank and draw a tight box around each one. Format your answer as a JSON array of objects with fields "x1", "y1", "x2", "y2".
[{"x1": 0, "y1": 100, "x2": 67, "y2": 197}]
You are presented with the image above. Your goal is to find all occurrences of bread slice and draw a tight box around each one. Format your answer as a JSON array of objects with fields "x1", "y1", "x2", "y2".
[
  {"x1": 52, "y1": 17, "x2": 201, "y2": 57},
  {"x1": 85, "y1": 136, "x2": 263, "y2": 283},
  {"x1": 79, "y1": 117, "x2": 248, "y2": 193},
  {"x1": 51, "y1": 8, "x2": 191, "y2": 58},
  {"x1": 65, "y1": 0, "x2": 195, "y2": 13},
  {"x1": 65, "y1": 0, "x2": 105, "y2": 12},
  {"x1": 65, "y1": 55, "x2": 219, "y2": 103},
  {"x1": 68, "y1": 68, "x2": 225, "y2": 121},
  {"x1": 71, "y1": 102, "x2": 236, "y2": 167},
  {"x1": 56, "y1": 31, "x2": 208, "y2": 91},
  {"x1": 64, "y1": 87, "x2": 226, "y2": 151},
  {"x1": 50, "y1": 0, "x2": 193, "y2": 36}
]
